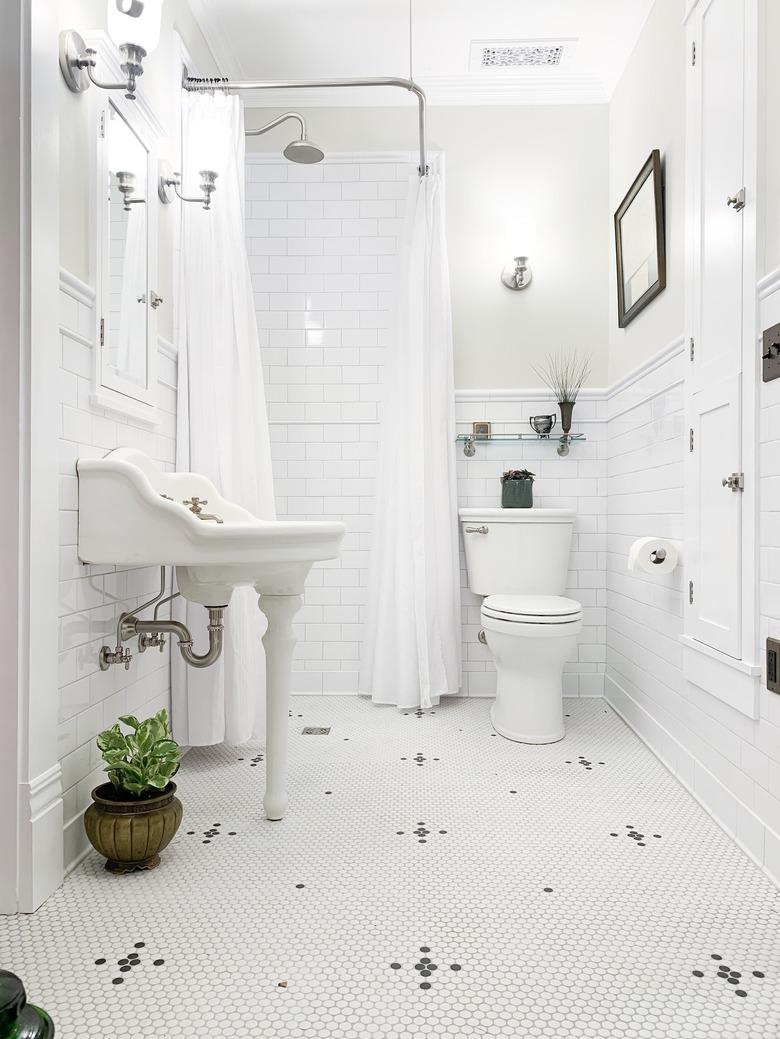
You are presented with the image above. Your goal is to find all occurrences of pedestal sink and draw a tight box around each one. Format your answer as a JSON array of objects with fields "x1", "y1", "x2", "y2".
[{"x1": 77, "y1": 448, "x2": 345, "y2": 821}]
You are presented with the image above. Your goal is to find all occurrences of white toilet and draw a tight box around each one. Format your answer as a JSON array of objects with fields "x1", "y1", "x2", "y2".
[{"x1": 459, "y1": 508, "x2": 582, "y2": 744}]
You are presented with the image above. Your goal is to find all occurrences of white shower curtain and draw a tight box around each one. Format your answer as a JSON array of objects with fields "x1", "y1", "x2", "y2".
[
  {"x1": 359, "y1": 169, "x2": 461, "y2": 709},
  {"x1": 172, "y1": 91, "x2": 276, "y2": 745}
]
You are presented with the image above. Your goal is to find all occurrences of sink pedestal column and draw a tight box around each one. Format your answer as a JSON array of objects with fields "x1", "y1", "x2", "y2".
[{"x1": 257, "y1": 592, "x2": 302, "y2": 821}]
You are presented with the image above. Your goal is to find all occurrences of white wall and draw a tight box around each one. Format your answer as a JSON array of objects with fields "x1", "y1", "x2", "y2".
[
  {"x1": 607, "y1": 0, "x2": 687, "y2": 383},
  {"x1": 759, "y1": 0, "x2": 780, "y2": 275},
  {"x1": 57, "y1": 273, "x2": 177, "y2": 871},
  {"x1": 604, "y1": 333, "x2": 780, "y2": 886},
  {"x1": 57, "y1": 0, "x2": 217, "y2": 340},
  {"x1": 246, "y1": 105, "x2": 611, "y2": 389},
  {"x1": 246, "y1": 152, "x2": 608, "y2": 698}
]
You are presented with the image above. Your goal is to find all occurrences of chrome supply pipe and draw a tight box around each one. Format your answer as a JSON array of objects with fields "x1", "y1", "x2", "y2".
[
  {"x1": 122, "y1": 607, "x2": 226, "y2": 669},
  {"x1": 183, "y1": 73, "x2": 429, "y2": 176}
]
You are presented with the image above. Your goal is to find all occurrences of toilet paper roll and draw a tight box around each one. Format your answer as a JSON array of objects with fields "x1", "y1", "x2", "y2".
[{"x1": 627, "y1": 537, "x2": 679, "y2": 575}]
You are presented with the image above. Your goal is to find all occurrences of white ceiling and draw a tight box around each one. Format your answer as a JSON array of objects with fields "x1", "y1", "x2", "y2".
[{"x1": 187, "y1": 0, "x2": 656, "y2": 106}]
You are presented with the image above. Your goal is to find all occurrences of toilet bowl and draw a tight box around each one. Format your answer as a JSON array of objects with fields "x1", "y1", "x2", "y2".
[
  {"x1": 459, "y1": 508, "x2": 582, "y2": 744},
  {"x1": 481, "y1": 594, "x2": 582, "y2": 743}
]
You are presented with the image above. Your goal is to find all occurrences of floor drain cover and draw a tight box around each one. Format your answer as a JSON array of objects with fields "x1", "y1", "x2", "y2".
[{"x1": 302, "y1": 726, "x2": 331, "y2": 735}]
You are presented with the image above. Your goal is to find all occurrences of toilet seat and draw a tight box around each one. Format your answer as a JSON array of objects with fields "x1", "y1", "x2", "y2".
[{"x1": 482, "y1": 594, "x2": 582, "y2": 625}]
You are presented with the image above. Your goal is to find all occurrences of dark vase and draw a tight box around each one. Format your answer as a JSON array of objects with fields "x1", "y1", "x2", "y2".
[
  {"x1": 501, "y1": 479, "x2": 533, "y2": 509},
  {"x1": 0, "y1": 971, "x2": 55, "y2": 1038},
  {"x1": 558, "y1": 400, "x2": 574, "y2": 435}
]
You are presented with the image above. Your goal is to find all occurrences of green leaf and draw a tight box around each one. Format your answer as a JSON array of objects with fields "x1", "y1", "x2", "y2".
[{"x1": 97, "y1": 709, "x2": 181, "y2": 796}]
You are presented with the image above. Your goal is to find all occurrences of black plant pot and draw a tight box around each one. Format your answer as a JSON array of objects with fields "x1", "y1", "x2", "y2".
[{"x1": 501, "y1": 480, "x2": 533, "y2": 509}]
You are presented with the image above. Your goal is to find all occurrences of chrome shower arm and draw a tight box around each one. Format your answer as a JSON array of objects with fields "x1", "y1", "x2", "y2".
[
  {"x1": 245, "y1": 111, "x2": 307, "y2": 140},
  {"x1": 184, "y1": 73, "x2": 429, "y2": 176}
]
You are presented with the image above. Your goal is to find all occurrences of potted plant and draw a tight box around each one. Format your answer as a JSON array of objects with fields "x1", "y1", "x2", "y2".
[
  {"x1": 532, "y1": 349, "x2": 591, "y2": 435},
  {"x1": 501, "y1": 469, "x2": 535, "y2": 508},
  {"x1": 84, "y1": 709, "x2": 183, "y2": 874}
]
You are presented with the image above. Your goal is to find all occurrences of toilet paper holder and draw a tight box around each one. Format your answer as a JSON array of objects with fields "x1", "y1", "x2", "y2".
[{"x1": 650, "y1": 548, "x2": 666, "y2": 565}]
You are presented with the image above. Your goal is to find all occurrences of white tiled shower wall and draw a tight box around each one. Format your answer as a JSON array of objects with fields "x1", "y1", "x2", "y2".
[
  {"x1": 604, "y1": 332, "x2": 780, "y2": 882},
  {"x1": 57, "y1": 275, "x2": 177, "y2": 870},
  {"x1": 246, "y1": 152, "x2": 608, "y2": 698}
]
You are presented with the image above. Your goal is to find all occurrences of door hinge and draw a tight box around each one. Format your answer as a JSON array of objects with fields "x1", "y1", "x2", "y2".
[
  {"x1": 689, "y1": 428, "x2": 694, "y2": 452},
  {"x1": 99, "y1": 317, "x2": 105, "y2": 347},
  {"x1": 691, "y1": 41, "x2": 697, "y2": 66},
  {"x1": 689, "y1": 580, "x2": 694, "y2": 605},
  {"x1": 689, "y1": 337, "x2": 695, "y2": 362},
  {"x1": 98, "y1": 110, "x2": 106, "y2": 138}
]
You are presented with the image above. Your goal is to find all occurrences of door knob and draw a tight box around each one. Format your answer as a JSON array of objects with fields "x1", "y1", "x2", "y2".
[{"x1": 721, "y1": 472, "x2": 744, "y2": 492}]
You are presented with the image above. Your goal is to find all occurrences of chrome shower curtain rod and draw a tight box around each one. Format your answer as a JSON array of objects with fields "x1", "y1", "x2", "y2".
[{"x1": 182, "y1": 72, "x2": 429, "y2": 176}]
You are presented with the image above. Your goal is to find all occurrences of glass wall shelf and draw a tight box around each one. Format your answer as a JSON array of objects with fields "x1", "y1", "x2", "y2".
[{"x1": 455, "y1": 433, "x2": 586, "y2": 457}]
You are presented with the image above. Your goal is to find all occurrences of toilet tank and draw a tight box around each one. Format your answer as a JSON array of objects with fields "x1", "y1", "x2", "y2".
[{"x1": 459, "y1": 508, "x2": 575, "y2": 596}]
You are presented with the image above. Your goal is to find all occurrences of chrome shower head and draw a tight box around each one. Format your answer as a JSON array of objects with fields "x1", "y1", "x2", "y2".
[{"x1": 283, "y1": 137, "x2": 325, "y2": 164}]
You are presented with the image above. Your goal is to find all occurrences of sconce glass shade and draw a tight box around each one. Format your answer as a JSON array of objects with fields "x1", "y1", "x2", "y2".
[
  {"x1": 188, "y1": 113, "x2": 230, "y2": 180},
  {"x1": 109, "y1": 114, "x2": 142, "y2": 178},
  {"x1": 107, "y1": 0, "x2": 163, "y2": 54}
]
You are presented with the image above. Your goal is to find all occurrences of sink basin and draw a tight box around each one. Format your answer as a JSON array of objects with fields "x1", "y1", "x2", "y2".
[
  {"x1": 76, "y1": 448, "x2": 346, "y2": 821},
  {"x1": 77, "y1": 448, "x2": 345, "y2": 603}
]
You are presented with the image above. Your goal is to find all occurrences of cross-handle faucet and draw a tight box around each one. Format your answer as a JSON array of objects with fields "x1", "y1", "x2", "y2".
[{"x1": 183, "y1": 497, "x2": 223, "y2": 523}]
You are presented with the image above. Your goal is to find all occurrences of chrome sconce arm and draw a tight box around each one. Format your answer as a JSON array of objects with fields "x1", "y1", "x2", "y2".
[
  {"x1": 115, "y1": 171, "x2": 146, "y2": 212},
  {"x1": 501, "y1": 255, "x2": 533, "y2": 291},
  {"x1": 59, "y1": 32, "x2": 147, "y2": 101},
  {"x1": 158, "y1": 161, "x2": 218, "y2": 211}
]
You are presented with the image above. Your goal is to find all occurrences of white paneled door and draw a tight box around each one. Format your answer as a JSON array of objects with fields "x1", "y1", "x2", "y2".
[
  {"x1": 690, "y1": 0, "x2": 746, "y2": 392},
  {"x1": 688, "y1": 374, "x2": 742, "y2": 658}
]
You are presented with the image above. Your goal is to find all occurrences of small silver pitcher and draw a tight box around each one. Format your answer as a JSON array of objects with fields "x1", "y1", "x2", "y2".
[{"x1": 529, "y1": 414, "x2": 557, "y2": 438}]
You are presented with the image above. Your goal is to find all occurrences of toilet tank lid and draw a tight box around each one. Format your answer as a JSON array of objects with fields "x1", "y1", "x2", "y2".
[{"x1": 459, "y1": 508, "x2": 575, "y2": 523}]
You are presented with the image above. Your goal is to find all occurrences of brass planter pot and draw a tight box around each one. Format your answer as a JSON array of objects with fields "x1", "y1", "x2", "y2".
[{"x1": 84, "y1": 782, "x2": 182, "y2": 874}]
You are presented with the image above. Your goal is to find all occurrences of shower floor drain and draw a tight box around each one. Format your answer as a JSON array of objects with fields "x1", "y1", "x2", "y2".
[{"x1": 302, "y1": 726, "x2": 331, "y2": 735}]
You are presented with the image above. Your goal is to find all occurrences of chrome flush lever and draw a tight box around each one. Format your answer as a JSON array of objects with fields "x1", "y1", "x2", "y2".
[{"x1": 465, "y1": 525, "x2": 489, "y2": 534}]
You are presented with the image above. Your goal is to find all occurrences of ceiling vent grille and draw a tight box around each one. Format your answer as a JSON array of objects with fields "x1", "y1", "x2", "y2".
[{"x1": 469, "y1": 39, "x2": 577, "y2": 71}]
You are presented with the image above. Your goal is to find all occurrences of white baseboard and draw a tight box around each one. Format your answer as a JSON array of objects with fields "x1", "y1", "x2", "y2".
[
  {"x1": 17, "y1": 764, "x2": 64, "y2": 912},
  {"x1": 604, "y1": 673, "x2": 779, "y2": 890}
]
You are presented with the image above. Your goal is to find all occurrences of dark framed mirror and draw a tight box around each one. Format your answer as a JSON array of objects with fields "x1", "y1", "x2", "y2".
[{"x1": 614, "y1": 149, "x2": 666, "y2": 328}]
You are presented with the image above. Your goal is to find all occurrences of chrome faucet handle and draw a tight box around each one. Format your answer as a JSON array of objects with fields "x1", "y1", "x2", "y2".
[{"x1": 184, "y1": 497, "x2": 207, "y2": 514}]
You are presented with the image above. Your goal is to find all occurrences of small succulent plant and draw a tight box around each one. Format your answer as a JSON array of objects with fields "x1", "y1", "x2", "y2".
[
  {"x1": 97, "y1": 709, "x2": 181, "y2": 798},
  {"x1": 501, "y1": 469, "x2": 535, "y2": 483}
]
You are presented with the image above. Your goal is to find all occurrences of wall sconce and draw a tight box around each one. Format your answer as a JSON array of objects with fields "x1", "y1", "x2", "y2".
[
  {"x1": 115, "y1": 171, "x2": 146, "y2": 211},
  {"x1": 501, "y1": 255, "x2": 533, "y2": 290},
  {"x1": 59, "y1": 0, "x2": 163, "y2": 101},
  {"x1": 158, "y1": 161, "x2": 218, "y2": 211}
]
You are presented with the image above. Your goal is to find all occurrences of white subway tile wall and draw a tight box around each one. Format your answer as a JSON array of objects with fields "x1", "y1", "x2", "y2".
[
  {"x1": 58, "y1": 279, "x2": 176, "y2": 871},
  {"x1": 455, "y1": 399, "x2": 608, "y2": 697},
  {"x1": 604, "y1": 339, "x2": 780, "y2": 884},
  {"x1": 246, "y1": 153, "x2": 608, "y2": 699}
]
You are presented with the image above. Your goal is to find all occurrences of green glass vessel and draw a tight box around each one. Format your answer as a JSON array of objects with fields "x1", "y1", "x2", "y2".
[{"x1": 0, "y1": 971, "x2": 55, "y2": 1038}]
